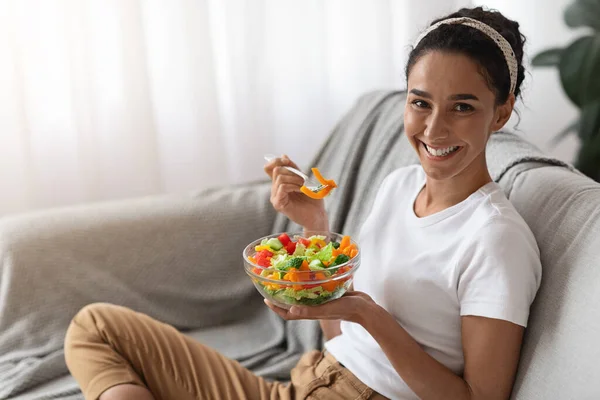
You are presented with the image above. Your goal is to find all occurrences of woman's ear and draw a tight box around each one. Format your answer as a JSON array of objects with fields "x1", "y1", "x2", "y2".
[{"x1": 491, "y1": 93, "x2": 516, "y2": 132}]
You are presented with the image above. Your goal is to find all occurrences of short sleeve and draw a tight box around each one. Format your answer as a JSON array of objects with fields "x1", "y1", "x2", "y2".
[{"x1": 457, "y1": 217, "x2": 542, "y2": 327}]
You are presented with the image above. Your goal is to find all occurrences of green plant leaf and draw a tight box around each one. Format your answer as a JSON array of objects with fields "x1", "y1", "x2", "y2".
[
  {"x1": 578, "y1": 99, "x2": 600, "y2": 141},
  {"x1": 559, "y1": 35, "x2": 600, "y2": 107},
  {"x1": 575, "y1": 134, "x2": 600, "y2": 182},
  {"x1": 550, "y1": 119, "x2": 580, "y2": 147},
  {"x1": 564, "y1": 0, "x2": 600, "y2": 31},
  {"x1": 532, "y1": 48, "x2": 563, "y2": 67}
]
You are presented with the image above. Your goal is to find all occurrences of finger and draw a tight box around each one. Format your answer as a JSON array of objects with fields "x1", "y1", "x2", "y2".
[
  {"x1": 264, "y1": 156, "x2": 295, "y2": 177},
  {"x1": 281, "y1": 154, "x2": 301, "y2": 170},
  {"x1": 275, "y1": 172, "x2": 304, "y2": 188},
  {"x1": 264, "y1": 300, "x2": 299, "y2": 320},
  {"x1": 270, "y1": 167, "x2": 300, "y2": 202},
  {"x1": 342, "y1": 291, "x2": 372, "y2": 301},
  {"x1": 264, "y1": 158, "x2": 285, "y2": 178},
  {"x1": 288, "y1": 303, "x2": 335, "y2": 319},
  {"x1": 275, "y1": 184, "x2": 303, "y2": 197},
  {"x1": 272, "y1": 166, "x2": 304, "y2": 181},
  {"x1": 340, "y1": 291, "x2": 363, "y2": 296},
  {"x1": 290, "y1": 296, "x2": 359, "y2": 320},
  {"x1": 271, "y1": 184, "x2": 302, "y2": 210},
  {"x1": 268, "y1": 165, "x2": 302, "y2": 185}
]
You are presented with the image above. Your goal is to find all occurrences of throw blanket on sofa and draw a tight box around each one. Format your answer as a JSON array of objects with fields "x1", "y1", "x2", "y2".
[{"x1": 0, "y1": 90, "x2": 572, "y2": 399}]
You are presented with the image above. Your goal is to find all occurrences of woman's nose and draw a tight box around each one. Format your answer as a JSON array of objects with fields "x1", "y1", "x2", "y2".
[{"x1": 424, "y1": 112, "x2": 449, "y2": 140}]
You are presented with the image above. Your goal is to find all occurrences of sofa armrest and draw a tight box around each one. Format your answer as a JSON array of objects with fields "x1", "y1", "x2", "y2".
[{"x1": 0, "y1": 181, "x2": 276, "y2": 395}]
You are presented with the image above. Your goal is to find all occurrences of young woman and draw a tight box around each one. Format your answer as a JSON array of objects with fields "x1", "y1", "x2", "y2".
[{"x1": 65, "y1": 7, "x2": 541, "y2": 400}]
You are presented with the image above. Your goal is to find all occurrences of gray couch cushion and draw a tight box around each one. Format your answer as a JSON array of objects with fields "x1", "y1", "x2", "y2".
[{"x1": 505, "y1": 165, "x2": 600, "y2": 399}]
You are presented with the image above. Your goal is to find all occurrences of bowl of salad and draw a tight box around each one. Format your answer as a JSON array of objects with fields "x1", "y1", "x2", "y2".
[{"x1": 243, "y1": 232, "x2": 360, "y2": 309}]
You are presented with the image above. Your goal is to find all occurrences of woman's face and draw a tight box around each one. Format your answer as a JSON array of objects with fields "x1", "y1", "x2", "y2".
[{"x1": 404, "y1": 51, "x2": 513, "y2": 181}]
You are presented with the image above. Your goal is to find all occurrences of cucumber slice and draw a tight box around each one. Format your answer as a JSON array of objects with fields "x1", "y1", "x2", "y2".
[
  {"x1": 266, "y1": 238, "x2": 284, "y2": 251},
  {"x1": 309, "y1": 259, "x2": 325, "y2": 270}
]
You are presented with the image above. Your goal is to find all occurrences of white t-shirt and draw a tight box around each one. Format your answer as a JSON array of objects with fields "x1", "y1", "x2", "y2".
[{"x1": 325, "y1": 165, "x2": 542, "y2": 400}]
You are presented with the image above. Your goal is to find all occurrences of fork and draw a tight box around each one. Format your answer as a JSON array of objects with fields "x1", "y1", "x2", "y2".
[{"x1": 264, "y1": 154, "x2": 328, "y2": 192}]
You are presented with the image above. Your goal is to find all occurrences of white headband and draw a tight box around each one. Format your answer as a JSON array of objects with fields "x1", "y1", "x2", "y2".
[{"x1": 413, "y1": 17, "x2": 518, "y2": 94}]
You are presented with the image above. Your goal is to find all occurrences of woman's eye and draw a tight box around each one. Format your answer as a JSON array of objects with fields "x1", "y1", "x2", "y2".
[
  {"x1": 454, "y1": 103, "x2": 474, "y2": 112},
  {"x1": 412, "y1": 100, "x2": 430, "y2": 109}
]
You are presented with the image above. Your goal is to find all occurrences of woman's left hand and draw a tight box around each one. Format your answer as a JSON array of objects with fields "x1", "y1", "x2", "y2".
[{"x1": 264, "y1": 291, "x2": 377, "y2": 325}]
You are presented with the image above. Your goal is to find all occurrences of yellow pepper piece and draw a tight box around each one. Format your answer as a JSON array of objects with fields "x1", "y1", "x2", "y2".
[
  {"x1": 310, "y1": 238, "x2": 327, "y2": 248},
  {"x1": 255, "y1": 245, "x2": 273, "y2": 252}
]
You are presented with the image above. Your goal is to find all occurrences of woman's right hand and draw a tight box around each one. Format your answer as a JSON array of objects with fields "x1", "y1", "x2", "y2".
[{"x1": 264, "y1": 155, "x2": 329, "y2": 231}]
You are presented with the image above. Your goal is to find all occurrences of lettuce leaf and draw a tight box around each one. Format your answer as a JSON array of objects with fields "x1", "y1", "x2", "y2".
[
  {"x1": 315, "y1": 243, "x2": 334, "y2": 262},
  {"x1": 293, "y1": 243, "x2": 306, "y2": 257},
  {"x1": 271, "y1": 254, "x2": 290, "y2": 270}
]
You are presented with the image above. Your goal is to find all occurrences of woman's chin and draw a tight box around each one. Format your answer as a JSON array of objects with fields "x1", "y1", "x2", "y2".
[{"x1": 420, "y1": 164, "x2": 457, "y2": 181}]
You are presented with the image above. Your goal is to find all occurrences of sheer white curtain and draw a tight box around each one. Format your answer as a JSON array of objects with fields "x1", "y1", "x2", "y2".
[{"x1": 0, "y1": 0, "x2": 576, "y2": 216}]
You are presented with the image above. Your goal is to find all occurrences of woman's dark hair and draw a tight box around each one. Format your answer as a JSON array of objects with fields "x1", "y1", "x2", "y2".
[{"x1": 405, "y1": 7, "x2": 526, "y2": 105}]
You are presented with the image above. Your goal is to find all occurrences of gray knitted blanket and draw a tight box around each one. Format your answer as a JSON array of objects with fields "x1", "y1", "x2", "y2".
[{"x1": 0, "y1": 91, "x2": 571, "y2": 399}]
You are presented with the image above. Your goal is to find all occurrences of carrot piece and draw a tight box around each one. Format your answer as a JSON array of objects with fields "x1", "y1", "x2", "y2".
[
  {"x1": 350, "y1": 249, "x2": 358, "y2": 258},
  {"x1": 283, "y1": 268, "x2": 298, "y2": 281},
  {"x1": 340, "y1": 236, "x2": 351, "y2": 250},
  {"x1": 321, "y1": 281, "x2": 339, "y2": 292},
  {"x1": 314, "y1": 272, "x2": 327, "y2": 280},
  {"x1": 300, "y1": 260, "x2": 310, "y2": 271}
]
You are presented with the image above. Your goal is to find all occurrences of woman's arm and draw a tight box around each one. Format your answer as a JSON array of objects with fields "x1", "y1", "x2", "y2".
[
  {"x1": 361, "y1": 302, "x2": 524, "y2": 400},
  {"x1": 320, "y1": 319, "x2": 342, "y2": 341},
  {"x1": 267, "y1": 292, "x2": 524, "y2": 400}
]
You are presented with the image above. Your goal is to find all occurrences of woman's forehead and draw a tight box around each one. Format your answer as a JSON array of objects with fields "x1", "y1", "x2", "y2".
[{"x1": 407, "y1": 51, "x2": 493, "y2": 100}]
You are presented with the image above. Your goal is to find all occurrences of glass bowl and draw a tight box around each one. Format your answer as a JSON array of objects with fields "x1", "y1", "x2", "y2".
[{"x1": 243, "y1": 231, "x2": 360, "y2": 309}]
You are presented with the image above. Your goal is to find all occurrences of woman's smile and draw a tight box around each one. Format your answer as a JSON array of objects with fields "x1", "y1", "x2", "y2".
[{"x1": 420, "y1": 141, "x2": 464, "y2": 161}]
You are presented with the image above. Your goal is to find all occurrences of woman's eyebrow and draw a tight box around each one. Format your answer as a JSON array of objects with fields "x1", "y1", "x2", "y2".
[
  {"x1": 409, "y1": 89, "x2": 479, "y2": 101},
  {"x1": 409, "y1": 89, "x2": 431, "y2": 98},
  {"x1": 449, "y1": 93, "x2": 479, "y2": 101}
]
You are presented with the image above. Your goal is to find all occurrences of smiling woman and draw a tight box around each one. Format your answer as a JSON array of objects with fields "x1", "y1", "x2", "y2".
[{"x1": 311, "y1": 7, "x2": 540, "y2": 400}]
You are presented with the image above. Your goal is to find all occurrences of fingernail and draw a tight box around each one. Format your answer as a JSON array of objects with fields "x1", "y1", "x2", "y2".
[{"x1": 290, "y1": 306, "x2": 300, "y2": 315}]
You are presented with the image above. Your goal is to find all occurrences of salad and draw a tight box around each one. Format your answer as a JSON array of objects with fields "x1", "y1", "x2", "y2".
[{"x1": 248, "y1": 233, "x2": 358, "y2": 306}]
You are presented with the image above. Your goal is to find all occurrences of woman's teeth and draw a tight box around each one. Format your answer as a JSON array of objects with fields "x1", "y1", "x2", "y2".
[{"x1": 424, "y1": 144, "x2": 459, "y2": 157}]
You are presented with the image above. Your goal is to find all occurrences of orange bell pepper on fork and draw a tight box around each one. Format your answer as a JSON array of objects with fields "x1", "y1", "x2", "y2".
[{"x1": 300, "y1": 167, "x2": 337, "y2": 199}]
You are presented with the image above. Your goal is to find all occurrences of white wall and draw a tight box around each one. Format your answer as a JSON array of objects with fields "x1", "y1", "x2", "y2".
[{"x1": 0, "y1": 1, "x2": 584, "y2": 216}]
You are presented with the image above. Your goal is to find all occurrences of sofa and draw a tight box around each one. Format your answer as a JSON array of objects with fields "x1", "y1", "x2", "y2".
[{"x1": 2, "y1": 91, "x2": 599, "y2": 399}]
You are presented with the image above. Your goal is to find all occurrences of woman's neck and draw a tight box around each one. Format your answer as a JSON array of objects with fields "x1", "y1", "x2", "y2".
[{"x1": 415, "y1": 161, "x2": 493, "y2": 217}]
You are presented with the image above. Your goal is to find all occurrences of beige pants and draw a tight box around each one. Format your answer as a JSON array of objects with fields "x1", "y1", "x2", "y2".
[{"x1": 64, "y1": 303, "x2": 387, "y2": 400}]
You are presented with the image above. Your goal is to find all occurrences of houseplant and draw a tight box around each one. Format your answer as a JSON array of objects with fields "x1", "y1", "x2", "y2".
[{"x1": 532, "y1": 0, "x2": 600, "y2": 181}]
